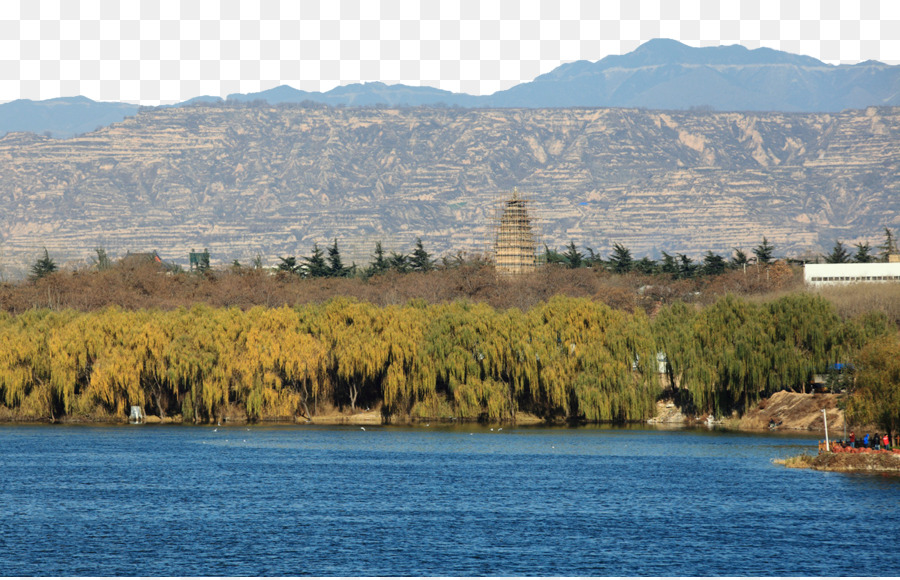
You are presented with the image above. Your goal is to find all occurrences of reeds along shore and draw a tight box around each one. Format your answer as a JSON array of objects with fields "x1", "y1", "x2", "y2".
[{"x1": 0, "y1": 288, "x2": 896, "y2": 427}]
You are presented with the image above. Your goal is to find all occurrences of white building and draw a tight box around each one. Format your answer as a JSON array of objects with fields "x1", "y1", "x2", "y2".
[{"x1": 804, "y1": 261, "x2": 900, "y2": 287}]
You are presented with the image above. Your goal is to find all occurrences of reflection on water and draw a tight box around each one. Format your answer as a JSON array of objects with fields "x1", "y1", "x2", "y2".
[{"x1": 1, "y1": 424, "x2": 897, "y2": 576}]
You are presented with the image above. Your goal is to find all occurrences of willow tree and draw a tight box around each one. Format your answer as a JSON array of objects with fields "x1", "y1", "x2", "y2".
[{"x1": 845, "y1": 333, "x2": 900, "y2": 440}]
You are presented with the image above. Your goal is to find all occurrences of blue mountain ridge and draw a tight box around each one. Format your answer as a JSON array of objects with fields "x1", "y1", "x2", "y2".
[{"x1": 2, "y1": 39, "x2": 898, "y2": 138}]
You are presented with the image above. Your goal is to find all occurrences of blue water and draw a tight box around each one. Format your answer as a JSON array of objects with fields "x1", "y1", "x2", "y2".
[{"x1": 1, "y1": 424, "x2": 898, "y2": 576}]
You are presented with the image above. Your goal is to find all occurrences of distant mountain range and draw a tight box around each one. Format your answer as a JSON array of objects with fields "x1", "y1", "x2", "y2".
[{"x1": 3, "y1": 39, "x2": 899, "y2": 137}]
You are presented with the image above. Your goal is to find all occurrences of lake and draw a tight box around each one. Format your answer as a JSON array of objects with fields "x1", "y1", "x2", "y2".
[{"x1": 1, "y1": 423, "x2": 898, "y2": 576}]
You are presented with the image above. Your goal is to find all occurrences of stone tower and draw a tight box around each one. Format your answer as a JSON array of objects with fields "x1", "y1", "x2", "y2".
[{"x1": 494, "y1": 189, "x2": 539, "y2": 275}]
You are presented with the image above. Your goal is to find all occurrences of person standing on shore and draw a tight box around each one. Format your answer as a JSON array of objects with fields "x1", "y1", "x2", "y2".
[
  {"x1": 883, "y1": 434, "x2": 890, "y2": 449},
  {"x1": 864, "y1": 433, "x2": 870, "y2": 448},
  {"x1": 849, "y1": 431, "x2": 855, "y2": 448}
]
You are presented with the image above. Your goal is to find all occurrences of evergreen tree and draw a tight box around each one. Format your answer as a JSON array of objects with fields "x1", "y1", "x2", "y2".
[
  {"x1": 608, "y1": 243, "x2": 633, "y2": 274},
  {"x1": 633, "y1": 256, "x2": 657, "y2": 275},
  {"x1": 584, "y1": 247, "x2": 603, "y2": 268},
  {"x1": 30, "y1": 248, "x2": 58, "y2": 280},
  {"x1": 303, "y1": 244, "x2": 330, "y2": 278},
  {"x1": 409, "y1": 238, "x2": 433, "y2": 272},
  {"x1": 276, "y1": 256, "x2": 300, "y2": 275},
  {"x1": 389, "y1": 251, "x2": 409, "y2": 273},
  {"x1": 878, "y1": 227, "x2": 898, "y2": 262},
  {"x1": 562, "y1": 241, "x2": 583, "y2": 269},
  {"x1": 702, "y1": 251, "x2": 727, "y2": 276},
  {"x1": 676, "y1": 254, "x2": 697, "y2": 279},
  {"x1": 543, "y1": 245, "x2": 566, "y2": 266},
  {"x1": 853, "y1": 242, "x2": 874, "y2": 263},
  {"x1": 825, "y1": 240, "x2": 850, "y2": 263},
  {"x1": 327, "y1": 239, "x2": 347, "y2": 277},
  {"x1": 753, "y1": 237, "x2": 775, "y2": 264},
  {"x1": 660, "y1": 252, "x2": 678, "y2": 276},
  {"x1": 731, "y1": 248, "x2": 750, "y2": 269},
  {"x1": 370, "y1": 241, "x2": 389, "y2": 275}
]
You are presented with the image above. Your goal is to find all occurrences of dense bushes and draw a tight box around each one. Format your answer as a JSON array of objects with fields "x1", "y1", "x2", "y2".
[{"x1": 1, "y1": 293, "x2": 892, "y2": 424}]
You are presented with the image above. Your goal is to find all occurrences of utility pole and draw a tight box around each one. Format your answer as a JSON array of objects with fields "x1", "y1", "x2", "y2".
[{"x1": 822, "y1": 409, "x2": 830, "y2": 452}]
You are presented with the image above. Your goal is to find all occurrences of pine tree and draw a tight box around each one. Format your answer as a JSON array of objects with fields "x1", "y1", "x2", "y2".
[
  {"x1": 327, "y1": 239, "x2": 347, "y2": 277},
  {"x1": 633, "y1": 256, "x2": 657, "y2": 275},
  {"x1": 409, "y1": 238, "x2": 433, "y2": 272},
  {"x1": 543, "y1": 245, "x2": 565, "y2": 266},
  {"x1": 389, "y1": 251, "x2": 409, "y2": 273},
  {"x1": 702, "y1": 251, "x2": 727, "y2": 276},
  {"x1": 753, "y1": 237, "x2": 775, "y2": 264},
  {"x1": 878, "y1": 227, "x2": 898, "y2": 262},
  {"x1": 276, "y1": 256, "x2": 300, "y2": 275},
  {"x1": 608, "y1": 243, "x2": 633, "y2": 274},
  {"x1": 30, "y1": 248, "x2": 58, "y2": 280},
  {"x1": 825, "y1": 240, "x2": 850, "y2": 263},
  {"x1": 731, "y1": 248, "x2": 750, "y2": 269},
  {"x1": 370, "y1": 241, "x2": 389, "y2": 275},
  {"x1": 562, "y1": 242, "x2": 583, "y2": 269},
  {"x1": 303, "y1": 244, "x2": 330, "y2": 278},
  {"x1": 676, "y1": 254, "x2": 697, "y2": 279},
  {"x1": 660, "y1": 252, "x2": 678, "y2": 276},
  {"x1": 853, "y1": 242, "x2": 874, "y2": 263}
]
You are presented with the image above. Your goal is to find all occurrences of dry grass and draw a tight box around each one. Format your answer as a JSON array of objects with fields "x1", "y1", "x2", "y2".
[
  {"x1": 0, "y1": 260, "x2": 813, "y2": 315},
  {"x1": 779, "y1": 451, "x2": 900, "y2": 472}
]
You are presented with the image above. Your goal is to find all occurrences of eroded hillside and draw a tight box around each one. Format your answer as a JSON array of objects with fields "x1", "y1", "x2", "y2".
[{"x1": 0, "y1": 103, "x2": 898, "y2": 276}]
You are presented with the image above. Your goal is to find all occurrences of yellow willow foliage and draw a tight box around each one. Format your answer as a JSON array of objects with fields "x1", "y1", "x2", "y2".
[
  {"x1": 377, "y1": 302, "x2": 433, "y2": 411},
  {"x1": 449, "y1": 377, "x2": 510, "y2": 420}
]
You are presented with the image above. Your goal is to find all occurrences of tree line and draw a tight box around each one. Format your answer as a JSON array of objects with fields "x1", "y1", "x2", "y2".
[
  {"x1": 1, "y1": 293, "x2": 894, "y2": 433},
  {"x1": 22, "y1": 227, "x2": 897, "y2": 284}
]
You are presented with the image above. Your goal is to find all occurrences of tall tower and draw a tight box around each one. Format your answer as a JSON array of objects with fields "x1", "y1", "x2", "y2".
[{"x1": 494, "y1": 189, "x2": 539, "y2": 275}]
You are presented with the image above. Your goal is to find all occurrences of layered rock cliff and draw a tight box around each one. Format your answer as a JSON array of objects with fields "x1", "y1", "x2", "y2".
[{"x1": 0, "y1": 103, "x2": 898, "y2": 277}]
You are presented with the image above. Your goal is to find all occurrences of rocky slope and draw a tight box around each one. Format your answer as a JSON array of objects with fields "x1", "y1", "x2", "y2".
[{"x1": 1, "y1": 104, "x2": 898, "y2": 277}]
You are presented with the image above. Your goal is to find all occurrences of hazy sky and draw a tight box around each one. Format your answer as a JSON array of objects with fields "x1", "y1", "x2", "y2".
[{"x1": 1, "y1": 0, "x2": 898, "y2": 104}]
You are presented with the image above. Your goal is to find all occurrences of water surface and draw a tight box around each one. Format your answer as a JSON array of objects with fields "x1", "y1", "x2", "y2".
[{"x1": 1, "y1": 424, "x2": 897, "y2": 576}]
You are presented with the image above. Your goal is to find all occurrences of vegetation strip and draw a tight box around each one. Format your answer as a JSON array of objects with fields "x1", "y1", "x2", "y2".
[{"x1": 1, "y1": 293, "x2": 896, "y2": 429}]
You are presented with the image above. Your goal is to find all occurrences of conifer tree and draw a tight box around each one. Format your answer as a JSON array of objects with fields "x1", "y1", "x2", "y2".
[
  {"x1": 731, "y1": 248, "x2": 750, "y2": 269},
  {"x1": 409, "y1": 238, "x2": 433, "y2": 272},
  {"x1": 702, "y1": 251, "x2": 727, "y2": 276},
  {"x1": 634, "y1": 256, "x2": 657, "y2": 275},
  {"x1": 853, "y1": 242, "x2": 874, "y2": 263},
  {"x1": 276, "y1": 256, "x2": 300, "y2": 275},
  {"x1": 878, "y1": 227, "x2": 898, "y2": 262},
  {"x1": 660, "y1": 252, "x2": 678, "y2": 276},
  {"x1": 303, "y1": 244, "x2": 329, "y2": 278},
  {"x1": 825, "y1": 240, "x2": 850, "y2": 263},
  {"x1": 30, "y1": 248, "x2": 58, "y2": 280},
  {"x1": 327, "y1": 239, "x2": 347, "y2": 277},
  {"x1": 608, "y1": 243, "x2": 633, "y2": 274},
  {"x1": 753, "y1": 237, "x2": 775, "y2": 264},
  {"x1": 370, "y1": 241, "x2": 389, "y2": 275},
  {"x1": 562, "y1": 242, "x2": 583, "y2": 269}
]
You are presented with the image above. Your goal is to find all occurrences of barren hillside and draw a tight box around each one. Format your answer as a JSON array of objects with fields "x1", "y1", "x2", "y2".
[{"x1": 1, "y1": 103, "x2": 898, "y2": 277}]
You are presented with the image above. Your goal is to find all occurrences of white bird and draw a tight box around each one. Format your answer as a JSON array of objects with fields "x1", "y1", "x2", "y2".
[
  {"x1": 498, "y1": 428, "x2": 502, "y2": 431},
  {"x1": 360, "y1": 427, "x2": 366, "y2": 431},
  {"x1": 213, "y1": 428, "x2": 218, "y2": 432},
  {"x1": 490, "y1": 428, "x2": 494, "y2": 431}
]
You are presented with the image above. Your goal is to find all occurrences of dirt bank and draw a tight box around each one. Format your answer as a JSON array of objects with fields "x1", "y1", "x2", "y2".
[
  {"x1": 648, "y1": 390, "x2": 845, "y2": 433},
  {"x1": 777, "y1": 452, "x2": 900, "y2": 473},
  {"x1": 737, "y1": 391, "x2": 844, "y2": 433}
]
